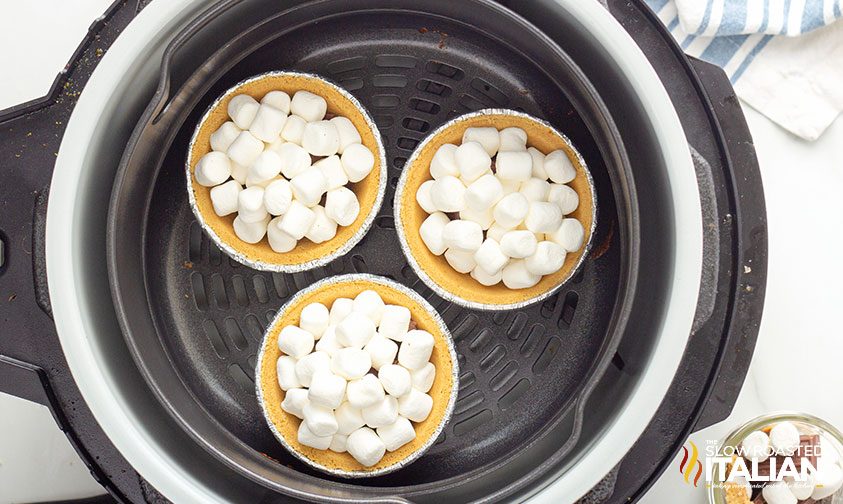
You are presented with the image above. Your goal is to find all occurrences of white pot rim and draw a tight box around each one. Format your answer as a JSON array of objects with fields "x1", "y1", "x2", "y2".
[{"x1": 46, "y1": 0, "x2": 701, "y2": 502}]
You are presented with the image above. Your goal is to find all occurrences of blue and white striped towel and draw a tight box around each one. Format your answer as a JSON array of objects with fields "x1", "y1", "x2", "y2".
[{"x1": 646, "y1": 0, "x2": 843, "y2": 140}]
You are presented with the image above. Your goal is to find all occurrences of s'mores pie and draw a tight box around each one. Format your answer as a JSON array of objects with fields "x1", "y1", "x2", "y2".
[
  {"x1": 395, "y1": 109, "x2": 596, "y2": 310},
  {"x1": 187, "y1": 72, "x2": 386, "y2": 272},
  {"x1": 256, "y1": 274, "x2": 458, "y2": 477}
]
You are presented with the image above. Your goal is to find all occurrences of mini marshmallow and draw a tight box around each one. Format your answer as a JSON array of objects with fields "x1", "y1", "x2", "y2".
[
  {"x1": 290, "y1": 90, "x2": 328, "y2": 122},
  {"x1": 329, "y1": 298, "x2": 354, "y2": 325},
  {"x1": 377, "y1": 417, "x2": 416, "y2": 452},
  {"x1": 330, "y1": 116, "x2": 362, "y2": 154},
  {"x1": 347, "y1": 427, "x2": 386, "y2": 467},
  {"x1": 525, "y1": 241, "x2": 566, "y2": 276},
  {"x1": 442, "y1": 219, "x2": 483, "y2": 252},
  {"x1": 267, "y1": 217, "x2": 297, "y2": 253},
  {"x1": 329, "y1": 434, "x2": 348, "y2": 453},
  {"x1": 520, "y1": 178, "x2": 550, "y2": 202},
  {"x1": 303, "y1": 401, "x2": 339, "y2": 436},
  {"x1": 279, "y1": 200, "x2": 317, "y2": 240},
  {"x1": 230, "y1": 161, "x2": 248, "y2": 185},
  {"x1": 335, "y1": 402, "x2": 365, "y2": 435},
  {"x1": 493, "y1": 192, "x2": 530, "y2": 229},
  {"x1": 354, "y1": 290, "x2": 386, "y2": 325},
  {"x1": 249, "y1": 103, "x2": 288, "y2": 142},
  {"x1": 331, "y1": 347, "x2": 372, "y2": 380},
  {"x1": 265, "y1": 137, "x2": 286, "y2": 156},
  {"x1": 500, "y1": 178, "x2": 521, "y2": 195},
  {"x1": 298, "y1": 421, "x2": 332, "y2": 450},
  {"x1": 341, "y1": 143, "x2": 375, "y2": 183},
  {"x1": 302, "y1": 120, "x2": 340, "y2": 157},
  {"x1": 502, "y1": 259, "x2": 541, "y2": 289},
  {"x1": 762, "y1": 481, "x2": 798, "y2": 504},
  {"x1": 455, "y1": 141, "x2": 492, "y2": 183},
  {"x1": 785, "y1": 474, "x2": 815, "y2": 500},
  {"x1": 459, "y1": 206, "x2": 495, "y2": 230},
  {"x1": 261, "y1": 90, "x2": 291, "y2": 114},
  {"x1": 227, "y1": 130, "x2": 264, "y2": 168},
  {"x1": 430, "y1": 143, "x2": 460, "y2": 179},
  {"x1": 548, "y1": 184, "x2": 579, "y2": 215},
  {"x1": 276, "y1": 142, "x2": 312, "y2": 179},
  {"x1": 336, "y1": 312, "x2": 377, "y2": 348},
  {"x1": 500, "y1": 230, "x2": 538, "y2": 258},
  {"x1": 246, "y1": 173, "x2": 279, "y2": 189},
  {"x1": 347, "y1": 374, "x2": 386, "y2": 409},
  {"x1": 496, "y1": 151, "x2": 532, "y2": 182},
  {"x1": 210, "y1": 121, "x2": 241, "y2": 152},
  {"x1": 278, "y1": 325, "x2": 315, "y2": 359},
  {"x1": 741, "y1": 430, "x2": 771, "y2": 462},
  {"x1": 411, "y1": 362, "x2": 436, "y2": 393},
  {"x1": 305, "y1": 205, "x2": 338, "y2": 244},
  {"x1": 276, "y1": 355, "x2": 301, "y2": 390},
  {"x1": 474, "y1": 238, "x2": 508, "y2": 275},
  {"x1": 362, "y1": 396, "x2": 399, "y2": 428},
  {"x1": 379, "y1": 305, "x2": 411, "y2": 342},
  {"x1": 811, "y1": 460, "x2": 843, "y2": 499},
  {"x1": 291, "y1": 168, "x2": 329, "y2": 208},
  {"x1": 445, "y1": 248, "x2": 477, "y2": 274},
  {"x1": 263, "y1": 179, "x2": 293, "y2": 216},
  {"x1": 315, "y1": 325, "x2": 343, "y2": 356},
  {"x1": 528, "y1": 147, "x2": 548, "y2": 179},
  {"x1": 280, "y1": 388, "x2": 308, "y2": 419},
  {"x1": 227, "y1": 94, "x2": 260, "y2": 129},
  {"x1": 281, "y1": 114, "x2": 307, "y2": 144},
  {"x1": 324, "y1": 187, "x2": 360, "y2": 227},
  {"x1": 210, "y1": 180, "x2": 242, "y2": 216},
  {"x1": 233, "y1": 215, "x2": 269, "y2": 244},
  {"x1": 462, "y1": 127, "x2": 500, "y2": 156},
  {"x1": 397, "y1": 330, "x2": 434, "y2": 370},
  {"x1": 397, "y1": 388, "x2": 433, "y2": 422},
  {"x1": 295, "y1": 351, "x2": 331, "y2": 388},
  {"x1": 525, "y1": 202, "x2": 563, "y2": 233},
  {"x1": 365, "y1": 335, "x2": 398, "y2": 370},
  {"x1": 549, "y1": 218, "x2": 585, "y2": 252},
  {"x1": 300, "y1": 302, "x2": 330, "y2": 338},
  {"x1": 416, "y1": 180, "x2": 438, "y2": 214},
  {"x1": 544, "y1": 150, "x2": 577, "y2": 184},
  {"x1": 378, "y1": 364, "x2": 411, "y2": 397},
  {"x1": 194, "y1": 151, "x2": 232, "y2": 187},
  {"x1": 465, "y1": 174, "x2": 504, "y2": 212},
  {"x1": 770, "y1": 421, "x2": 801, "y2": 455},
  {"x1": 419, "y1": 212, "x2": 450, "y2": 255},
  {"x1": 314, "y1": 155, "x2": 348, "y2": 190},
  {"x1": 249, "y1": 150, "x2": 283, "y2": 183},
  {"x1": 499, "y1": 127, "x2": 527, "y2": 152},
  {"x1": 486, "y1": 223, "x2": 508, "y2": 242},
  {"x1": 307, "y1": 371, "x2": 347, "y2": 409},
  {"x1": 471, "y1": 265, "x2": 502, "y2": 286},
  {"x1": 237, "y1": 186, "x2": 268, "y2": 223},
  {"x1": 430, "y1": 175, "x2": 466, "y2": 212}
]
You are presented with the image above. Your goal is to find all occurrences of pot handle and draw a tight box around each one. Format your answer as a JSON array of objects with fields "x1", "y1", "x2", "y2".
[{"x1": 686, "y1": 56, "x2": 767, "y2": 431}]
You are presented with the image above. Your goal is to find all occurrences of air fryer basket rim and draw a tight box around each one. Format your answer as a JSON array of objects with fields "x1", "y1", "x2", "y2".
[{"x1": 47, "y1": 0, "x2": 704, "y2": 502}]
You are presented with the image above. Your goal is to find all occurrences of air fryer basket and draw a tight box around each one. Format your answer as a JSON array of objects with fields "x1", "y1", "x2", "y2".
[{"x1": 108, "y1": 0, "x2": 641, "y2": 499}]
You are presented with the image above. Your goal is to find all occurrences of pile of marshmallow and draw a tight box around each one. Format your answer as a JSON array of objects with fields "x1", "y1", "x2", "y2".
[
  {"x1": 192, "y1": 89, "x2": 376, "y2": 252},
  {"x1": 736, "y1": 421, "x2": 843, "y2": 503},
  {"x1": 275, "y1": 289, "x2": 438, "y2": 468},
  {"x1": 415, "y1": 126, "x2": 585, "y2": 290}
]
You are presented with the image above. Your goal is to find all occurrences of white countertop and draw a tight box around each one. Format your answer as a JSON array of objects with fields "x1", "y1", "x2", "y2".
[{"x1": 1, "y1": 2, "x2": 841, "y2": 503}]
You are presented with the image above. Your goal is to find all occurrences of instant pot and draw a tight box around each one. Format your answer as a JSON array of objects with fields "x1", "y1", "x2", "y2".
[{"x1": 0, "y1": 0, "x2": 767, "y2": 502}]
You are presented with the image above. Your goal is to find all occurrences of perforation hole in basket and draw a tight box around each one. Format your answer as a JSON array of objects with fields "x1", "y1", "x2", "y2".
[
  {"x1": 372, "y1": 74, "x2": 409, "y2": 88},
  {"x1": 559, "y1": 291, "x2": 579, "y2": 328},
  {"x1": 533, "y1": 336, "x2": 562, "y2": 374},
  {"x1": 425, "y1": 60, "x2": 465, "y2": 80},
  {"x1": 520, "y1": 324, "x2": 545, "y2": 357},
  {"x1": 203, "y1": 319, "x2": 229, "y2": 359},
  {"x1": 371, "y1": 94, "x2": 400, "y2": 109},
  {"x1": 416, "y1": 78, "x2": 452, "y2": 97},
  {"x1": 409, "y1": 97, "x2": 441, "y2": 115},
  {"x1": 224, "y1": 317, "x2": 249, "y2": 351},
  {"x1": 374, "y1": 54, "x2": 418, "y2": 69},
  {"x1": 470, "y1": 77, "x2": 509, "y2": 107},
  {"x1": 228, "y1": 363, "x2": 254, "y2": 394},
  {"x1": 401, "y1": 117, "x2": 430, "y2": 133},
  {"x1": 498, "y1": 378, "x2": 531, "y2": 410}
]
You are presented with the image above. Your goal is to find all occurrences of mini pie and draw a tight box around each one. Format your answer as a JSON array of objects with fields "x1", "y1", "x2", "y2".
[
  {"x1": 256, "y1": 275, "x2": 457, "y2": 477},
  {"x1": 186, "y1": 71, "x2": 386, "y2": 272},
  {"x1": 395, "y1": 109, "x2": 596, "y2": 310}
]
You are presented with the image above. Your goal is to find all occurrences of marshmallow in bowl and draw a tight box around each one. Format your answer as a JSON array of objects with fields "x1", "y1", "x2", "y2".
[
  {"x1": 275, "y1": 290, "x2": 441, "y2": 468},
  {"x1": 769, "y1": 421, "x2": 801, "y2": 455},
  {"x1": 193, "y1": 87, "x2": 378, "y2": 255},
  {"x1": 413, "y1": 127, "x2": 586, "y2": 289},
  {"x1": 290, "y1": 90, "x2": 328, "y2": 122},
  {"x1": 741, "y1": 430, "x2": 771, "y2": 462}
]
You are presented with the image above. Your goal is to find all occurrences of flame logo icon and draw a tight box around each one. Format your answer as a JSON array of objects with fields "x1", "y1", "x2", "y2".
[{"x1": 679, "y1": 441, "x2": 703, "y2": 487}]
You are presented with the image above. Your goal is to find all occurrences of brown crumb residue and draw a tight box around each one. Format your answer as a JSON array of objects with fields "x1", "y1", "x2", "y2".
[
  {"x1": 590, "y1": 219, "x2": 614, "y2": 260},
  {"x1": 183, "y1": 261, "x2": 194, "y2": 269}
]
